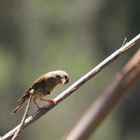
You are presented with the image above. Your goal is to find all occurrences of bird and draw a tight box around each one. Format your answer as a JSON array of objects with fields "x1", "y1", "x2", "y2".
[{"x1": 11, "y1": 70, "x2": 69, "y2": 114}]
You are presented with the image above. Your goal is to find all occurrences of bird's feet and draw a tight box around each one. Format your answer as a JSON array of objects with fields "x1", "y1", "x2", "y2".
[
  {"x1": 40, "y1": 98, "x2": 57, "y2": 105},
  {"x1": 47, "y1": 99, "x2": 57, "y2": 105}
]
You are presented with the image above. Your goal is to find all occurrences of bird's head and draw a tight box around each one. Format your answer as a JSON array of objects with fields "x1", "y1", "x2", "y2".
[{"x1": 47, "y1": 70, "x2": 69, "y2": 85}]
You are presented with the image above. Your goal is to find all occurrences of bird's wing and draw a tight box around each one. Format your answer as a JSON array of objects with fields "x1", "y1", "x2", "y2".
[
  {"x1": 30, "y1": 74, "x2": 47, "y2": 90},
  {"x1": 18, "y1": 74, "x2": 48, "y2": 102}
]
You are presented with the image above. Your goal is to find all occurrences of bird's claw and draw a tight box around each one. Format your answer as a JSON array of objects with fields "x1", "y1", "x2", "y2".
[{"x1": 47, "y1": 99, "x2": 57, "y2": 105}]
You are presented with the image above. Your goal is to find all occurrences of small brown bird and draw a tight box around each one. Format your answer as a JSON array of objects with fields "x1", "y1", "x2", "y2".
[{"x1": 11, "y1": 70, "x2": 69, "y2": 114}]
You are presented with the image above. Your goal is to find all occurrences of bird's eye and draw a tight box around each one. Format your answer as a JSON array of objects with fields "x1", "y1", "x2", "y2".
[{"x1": 64, "y1": 75, "x2": 68, "y2": 79}]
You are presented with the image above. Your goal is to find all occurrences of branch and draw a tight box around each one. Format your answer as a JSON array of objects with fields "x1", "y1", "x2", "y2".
[
  {"x1": 0, "y1": 34, "x2": 140, "y2": 140},
  {"x1": 65, "y1": 49, "x2": 140, "y2": 140},
  {"x1": 11, "y1": 94, "x2": 32, "y2": 140}
]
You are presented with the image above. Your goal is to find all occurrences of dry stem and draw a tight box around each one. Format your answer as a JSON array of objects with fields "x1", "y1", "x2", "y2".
[
  {"x1": 0, "y1": 34, "x2": 140, "y2": 140},
  {"x1": 65, "y1": 49, "x2": 140, "y2": 140},
  {"x1": 11, "y1": 94, "x2": 32, "y2": 140}
]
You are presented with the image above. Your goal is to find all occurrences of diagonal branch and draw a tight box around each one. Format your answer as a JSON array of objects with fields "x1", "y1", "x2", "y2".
[
  {"x1": 0, "y1": 34, "x2": 140, "y2": 140},
  {"x1": 65, "y1": 49, "x2": 140, "y2": 140}
]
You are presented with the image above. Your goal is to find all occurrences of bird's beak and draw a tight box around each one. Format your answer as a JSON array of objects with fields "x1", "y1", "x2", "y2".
[{"x1": 62, "y1": 77, "x2": 69, "y2": 84}]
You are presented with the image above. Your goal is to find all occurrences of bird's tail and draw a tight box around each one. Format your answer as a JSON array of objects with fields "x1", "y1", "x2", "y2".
[{"x1": 11, "y1": 93, "x2": 30, "y2": 114}]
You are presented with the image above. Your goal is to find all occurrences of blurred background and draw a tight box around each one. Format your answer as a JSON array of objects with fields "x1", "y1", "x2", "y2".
[{"x1": 0, "y1": 0, "x2": 140, "y2": 139}]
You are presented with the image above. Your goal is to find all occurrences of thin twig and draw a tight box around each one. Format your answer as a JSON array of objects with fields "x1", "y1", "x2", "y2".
[
  {"x1": 121, "y1": 37, "x2": 127, "y2": 47},
  {"x1": 65, "y1": 49, "x2": 140, "y2": 140},
  {"x1": 0, "y1": 34, "x2": 140, "y2": 140},
  {"x1": 11, "y1": 94, "x2": 32, "y2": 140}
]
